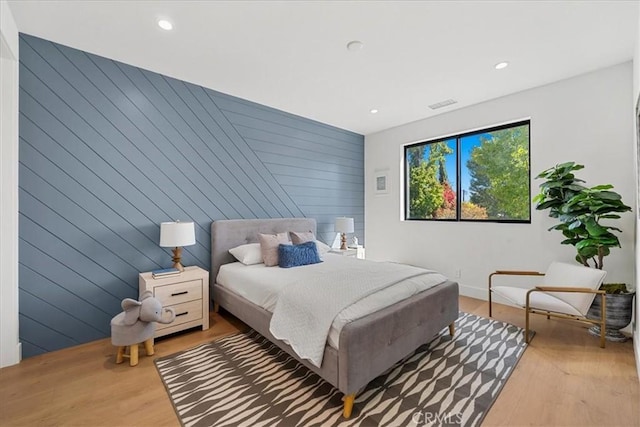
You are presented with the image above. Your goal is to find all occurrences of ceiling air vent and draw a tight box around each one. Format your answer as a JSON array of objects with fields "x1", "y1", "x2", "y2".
[{"x1": 428, "y1": 99, "x2": 458, "y2": 110}]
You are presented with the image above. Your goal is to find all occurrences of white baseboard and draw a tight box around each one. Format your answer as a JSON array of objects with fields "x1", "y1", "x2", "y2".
[
  {"x1": 635, "y1": 339, "x2": 639, "y2": 381},
  {"x1": 634, "y1": 293, "x2": 639, "y2": 380},
  {"x1": 458, "y1": 283, "x2": 519, "y2": 308},
  {"x1": 458, "y1": 284, "x2": 487, "y2": 301},
  {"x1": 1, "y1": 341, "x2": 21, "y2": 368}
]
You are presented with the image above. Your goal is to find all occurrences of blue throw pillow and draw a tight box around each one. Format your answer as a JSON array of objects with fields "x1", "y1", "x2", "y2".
[{"x1": 278, "y1": 241, "x2": 322, "y2": 268}]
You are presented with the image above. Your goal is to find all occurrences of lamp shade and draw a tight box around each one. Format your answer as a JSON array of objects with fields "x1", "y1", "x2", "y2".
[
  {"x1": 160, "y1": 221, "x2": 195, "y2": 247},
  {"x1": 335, "y1": 217, "x2": 354, "y2": 234}
]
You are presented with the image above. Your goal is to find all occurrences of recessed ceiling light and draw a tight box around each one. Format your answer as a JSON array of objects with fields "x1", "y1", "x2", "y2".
[
  {"x1": 370, "y1": 109, "x2": 378, "y2": 114},
  {"x1": 495, "y1": 61, "x2": 509, "y2": 70},
  {"x1": 347, "y1": 41, "x2": 364, "y2": 51},
  {"x1": 158, "y1": 19, "x2": 173, "y2": 31}
]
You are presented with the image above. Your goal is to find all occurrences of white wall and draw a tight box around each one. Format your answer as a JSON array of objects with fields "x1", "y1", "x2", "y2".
[
  {"x1": 365, "y1": 63, "x2": 635, "y2": 303},
  {"x1": 633, "y1": 5, "x2": 640, "y2": 380},
  {"x1": 0, "y1": 0, "x2": 20, "y2": 367}
]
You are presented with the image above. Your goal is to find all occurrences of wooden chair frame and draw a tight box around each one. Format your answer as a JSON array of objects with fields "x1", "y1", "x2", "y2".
[{"x1": 489, "y1": 270, "x2": 607, "y2": 348}]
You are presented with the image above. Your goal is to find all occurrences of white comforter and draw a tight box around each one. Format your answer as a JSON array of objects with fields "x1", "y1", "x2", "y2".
[
  {"x1": 270, "y1": 258, "x2": 445, "y2": 367},
  {"x1": 216, "y1": 255, "x2": 447, "y2": 364}
]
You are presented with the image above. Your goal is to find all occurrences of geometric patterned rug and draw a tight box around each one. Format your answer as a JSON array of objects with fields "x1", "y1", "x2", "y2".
[{"x1": 155, "y1": 312, "x2": 529, "y2": 427}]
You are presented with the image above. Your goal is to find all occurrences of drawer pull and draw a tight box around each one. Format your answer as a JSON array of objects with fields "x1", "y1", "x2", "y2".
[
  {"x1": 176, "y1": 312, "x2": 189, "y2": 317},
  {"x1": 171, "y1": 291, "x2": 188, "y2": 297}
]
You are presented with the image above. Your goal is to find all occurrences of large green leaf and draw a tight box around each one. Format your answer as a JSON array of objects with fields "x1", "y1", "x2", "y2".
[
  {"x1": 585, "y1": 220, "x2": 607, "y2": 236},
  {"x1": 558, "y1": 215, "x2": 581, "y2": 225},
  {"x1": 567, "y1": 184, "x2": 587, "y2": 191},
  {"x1": 535, "y1": 200, "x2": 559, "y2": 210},
  {"x1": 540, "y1": 181, "x2": 565, "y2": 189},
  {"x1": 567, "y1": 220, "x2": 582, "y2": 230},
  {"x1": 561, "y1": 238, "x2": 580, "y2": 245},
  {"x1": 576, "y1": 239, "x2": 597, "y2": 250},
  {"x1": 604, "y1": 226, "x2": 623, "y2": 233},
  {"x1": 532, "y1": 193, "x2": 545, "y2": 203},
  {"x1": 599, "y1": 214, "x2": 621, "y2": 219},
  {"x1": 561, "y1": 229, "x2": 580, "y2": 239},
  {"x1": 593, "y1": 191, "x2": 622, "y2": 201},
  {"x1": 577, "y1": 246, "x2": 598, "y2": 258}
]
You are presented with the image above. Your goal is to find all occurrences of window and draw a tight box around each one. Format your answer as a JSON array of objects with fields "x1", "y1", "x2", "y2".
[{"x1": 405, "y1": 120, "x2": 530, "y2": 222}]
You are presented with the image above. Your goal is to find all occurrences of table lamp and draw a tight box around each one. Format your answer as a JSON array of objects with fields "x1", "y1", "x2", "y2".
[
  {"x1": 159, "y1": 221, "x2": 195, "y2": 272},
  {"x1": 335, "y1": 217, "x2": 354, "y2": 250}
]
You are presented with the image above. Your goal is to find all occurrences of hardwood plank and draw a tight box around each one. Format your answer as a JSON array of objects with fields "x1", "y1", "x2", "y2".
[
  {"x1": 465, "y1": 297, "x2": 640, "y2": 427},
  {"x1": 0, "y1": 297, "x2": 637, "y2": 426}
]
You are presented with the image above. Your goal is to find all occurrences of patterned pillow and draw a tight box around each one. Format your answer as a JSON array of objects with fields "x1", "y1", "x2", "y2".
[
  {"x1": 258, "y1": 232, "x2": 290, "y2": 267},
  {"x1": 278, "y1": 241, "x2": 322, "y2": 268}
]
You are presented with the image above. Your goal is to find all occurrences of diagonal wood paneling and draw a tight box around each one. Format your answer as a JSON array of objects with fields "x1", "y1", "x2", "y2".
[{"x1": 18, "y1": 34, "x2": 364, "y2": 358}]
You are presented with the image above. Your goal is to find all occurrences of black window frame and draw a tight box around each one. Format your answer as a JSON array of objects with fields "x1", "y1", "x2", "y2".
[{"x1": 404, "y1": 120, "x2": 531, "y2": 224}]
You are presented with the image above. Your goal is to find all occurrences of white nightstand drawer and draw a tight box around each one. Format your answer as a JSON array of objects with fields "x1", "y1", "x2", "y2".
[
  {"x1": 154, "y1": 280, "x2": 202, "y2": 305},
  {"x1": 157, "y1": 300, "x2": 202, "y2": 330}
]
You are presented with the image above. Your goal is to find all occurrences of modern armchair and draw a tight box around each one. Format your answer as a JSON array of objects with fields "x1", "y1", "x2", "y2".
[{"x1": 488, "y1": 262, "x2": 608, "y2": 347}]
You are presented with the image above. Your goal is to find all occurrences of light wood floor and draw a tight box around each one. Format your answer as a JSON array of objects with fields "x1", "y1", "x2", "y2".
[{"x1": 0, "y1": 296, "x2": 638, "y2": 426}]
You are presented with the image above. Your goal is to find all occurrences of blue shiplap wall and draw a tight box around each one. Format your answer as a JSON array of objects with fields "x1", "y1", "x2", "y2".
[{"x1": 18, "y1": 34, "x2": 364, "y2": 358}]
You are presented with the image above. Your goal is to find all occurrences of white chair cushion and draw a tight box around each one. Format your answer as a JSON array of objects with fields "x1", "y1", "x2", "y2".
[
  {"x1": 492, "y1": 285, "x2": 583, "y2": 317},
  {"x1": 542, "y1": 262, "x2": 607, "y2": 315}
]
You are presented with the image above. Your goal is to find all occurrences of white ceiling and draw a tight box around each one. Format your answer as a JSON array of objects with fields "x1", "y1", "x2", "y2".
[{"x1": 7, "y1": 1, "x2": 639, "y2": 135}]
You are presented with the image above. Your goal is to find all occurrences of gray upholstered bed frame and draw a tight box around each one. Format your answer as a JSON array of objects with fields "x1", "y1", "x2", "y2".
[{"x1": 210, "y1": 218, "x2": 459, "y2": 418}]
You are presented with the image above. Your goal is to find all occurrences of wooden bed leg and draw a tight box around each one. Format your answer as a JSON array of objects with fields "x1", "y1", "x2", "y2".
[
  {"x1": 213, "y1": 302, "x2": 219, "y2": 313},
  {"x1": 342, "y1": 393, "x2": 355, "y2": 418},
  {"x1": 448, "y1": 323, "x2": 455, "y2": 337}
]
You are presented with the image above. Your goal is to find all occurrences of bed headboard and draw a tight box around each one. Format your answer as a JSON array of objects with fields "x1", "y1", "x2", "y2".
[{"x1": 210, "y1": 218, "x2": 317, "y2": 288}]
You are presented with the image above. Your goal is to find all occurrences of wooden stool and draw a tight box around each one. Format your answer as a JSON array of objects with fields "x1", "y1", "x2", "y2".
[
  {"x1": 115, "y1": 338, "x2": 155, "y2": 367},
  {"x1": 111, "y1": 310, "x2": 156, "y2": 367},
  {"x1": 111, "y1": 291, "x2": 176, "y2": 367}
]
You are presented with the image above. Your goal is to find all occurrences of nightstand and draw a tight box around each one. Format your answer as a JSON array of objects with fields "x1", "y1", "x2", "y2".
[
  {"x1": 330, "y1": 246, "x2": 365, "y2": 259},
  {"x1": 139, "y1": 266, "x2": 209, "y2": 338}
]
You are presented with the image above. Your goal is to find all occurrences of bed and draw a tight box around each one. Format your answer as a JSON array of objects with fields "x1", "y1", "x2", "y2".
[{"x1": 210, "y1": 218, "x2": 459, "y2": 418}]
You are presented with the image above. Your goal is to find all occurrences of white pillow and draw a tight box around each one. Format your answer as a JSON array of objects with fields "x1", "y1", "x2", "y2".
[
  {"x1": 228, "y1": 243, "x2": 263, "y2": 265},
  {"x1": 315, "y1": 240, "x2": 331, "y2": 255}
]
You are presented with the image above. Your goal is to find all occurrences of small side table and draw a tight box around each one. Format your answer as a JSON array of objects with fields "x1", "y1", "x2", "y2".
[
  {"x1": 330, "y1": 246, "x2": 365, "y2": 259},
  {"x1": 139, "y1": 266, "x2": 209, "y2": 338}
]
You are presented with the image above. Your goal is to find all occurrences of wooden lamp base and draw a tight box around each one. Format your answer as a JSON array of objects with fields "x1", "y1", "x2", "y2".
[
  {"x1": 340, "y1": 233, "x2": 347, "y2": 250},
  {"x1": 172, "y1": 246, "x2": 185, "y2": 271}
]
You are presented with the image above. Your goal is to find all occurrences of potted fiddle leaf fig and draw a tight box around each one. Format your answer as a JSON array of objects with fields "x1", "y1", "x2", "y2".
[
  {"x1": 533, "y1": 162, "x2": 634, "y2": 341},
  {"x1": 533, "y1": 162, "x2": 631, "y2": 269}
]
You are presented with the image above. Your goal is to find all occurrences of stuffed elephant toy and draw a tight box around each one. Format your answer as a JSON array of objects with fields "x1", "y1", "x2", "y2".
[
  {"x1": 122, "y1": 290, "x2": 176, "y2": 326},
  {"x1": 110, "y1": 290, "x2": 176, "y2": 366}
]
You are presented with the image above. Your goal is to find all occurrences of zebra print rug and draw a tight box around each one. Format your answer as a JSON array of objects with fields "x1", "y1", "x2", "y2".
[{"x1": 155, "y1": 312, "x2": 528, "y2": 427}]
